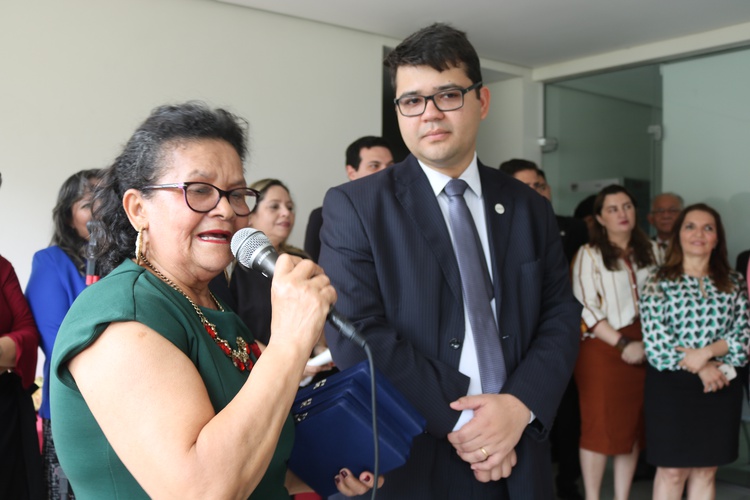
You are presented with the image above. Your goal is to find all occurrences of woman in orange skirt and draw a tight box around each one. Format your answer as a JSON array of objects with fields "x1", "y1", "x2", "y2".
[{"x1": 571, "y1": 184, "x2": 661, "y2": 500}]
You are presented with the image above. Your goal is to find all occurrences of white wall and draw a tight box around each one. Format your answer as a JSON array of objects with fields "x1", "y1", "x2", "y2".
[
  {"x1": 662, "y1": 48, "x2": 750, "y2": 266},
  {"x1": 542, "y1": 85, "x2": 657, "y2": 218},
  {"x1": 0, "y1": 0, "x2": 533, "y2": 286},
  {"x1": 478, "y1": 76, "x2": 543, "y2": 168},
  {"x1": 534, "y1": 21, "x2": 750, "y2": 81}
]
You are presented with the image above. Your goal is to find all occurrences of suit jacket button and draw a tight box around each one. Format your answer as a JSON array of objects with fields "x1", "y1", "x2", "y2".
[{"x1": 449, "y1": 338, "x2": 461, "y2": 350}]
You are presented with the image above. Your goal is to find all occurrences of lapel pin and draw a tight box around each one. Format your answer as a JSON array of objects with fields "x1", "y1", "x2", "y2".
[{"x1": 495, "y1": 203, "x2": 505, "y2": 214}]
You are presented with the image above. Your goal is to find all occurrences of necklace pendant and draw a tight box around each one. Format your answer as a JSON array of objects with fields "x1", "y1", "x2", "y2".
[
  {"x1": 235, "y1": 338, "x2": 251, "y2": 364},
  {"x1": 140, "y1": 255, "x2": 250, "y2": 373},
  {"x1": 234, "y1": 337, "x2": 254, "y2": 372}
]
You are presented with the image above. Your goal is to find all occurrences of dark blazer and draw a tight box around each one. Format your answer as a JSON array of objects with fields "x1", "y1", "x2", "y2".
[
  {"x1": 319, "y1": 155, "x2": 582, "y2": 499},
  {"x1": 556, "y1": 215, "x2": 589, "y2": 264},
  {"x1": 304, "y1": 206, "x2": 323, "y2": 263},
  {"x1": 209, "y1": 265, "x2": 272, "y2": 344},
  {"x1": 736, "y1": 249, "x2": 750, "y2": 281}
]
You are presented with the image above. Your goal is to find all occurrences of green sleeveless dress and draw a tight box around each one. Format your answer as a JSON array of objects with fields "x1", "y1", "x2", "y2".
[{"x1": 50, "y1": 259, "x2": 294, "y2": 499}]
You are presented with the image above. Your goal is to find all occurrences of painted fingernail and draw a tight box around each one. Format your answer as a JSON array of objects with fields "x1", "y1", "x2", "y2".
[
  {"x1": 335, "y1": 476, "x2": 341, "y2": 485},
  {"x1": 363, "y1": 474, "x2": 371, "y2": 482},
  {"x1": 340, "y1": 470, "x2": 348, "y2": 478}
]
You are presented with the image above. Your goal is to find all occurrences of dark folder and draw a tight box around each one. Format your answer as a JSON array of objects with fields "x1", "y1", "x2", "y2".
[{"x1": 287, "y1": 361, "x2": 426, "y2": 496}]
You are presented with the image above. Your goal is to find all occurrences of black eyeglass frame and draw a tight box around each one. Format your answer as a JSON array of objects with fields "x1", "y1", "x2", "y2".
[
  {"x1": 141, "y1": 182, "x2": 260, "y2": 216},
  {"x1": 393, "y1": 81, "x2": 483, "y2": 117}
]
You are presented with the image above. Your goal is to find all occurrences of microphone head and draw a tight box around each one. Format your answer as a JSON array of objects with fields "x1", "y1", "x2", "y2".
[{"x1": 231, "y1": 228, "x2": 277, "y2": 278}]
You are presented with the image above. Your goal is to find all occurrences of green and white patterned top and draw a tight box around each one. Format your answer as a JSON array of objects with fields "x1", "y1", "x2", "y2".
[{"x1": 640, "y1": 268, "x2": 750, "y2": 372}]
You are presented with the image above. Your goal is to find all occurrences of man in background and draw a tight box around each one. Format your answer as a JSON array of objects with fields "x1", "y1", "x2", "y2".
[
  {"x1": 499, "y1": 159, "x2": 588, "y2": 263},
  {"x1": 321, "y1": 23, "x2": 581, "y2": 499},
  {"x1": 499, "y1": 158, "x2": 586, "y2": 500},
  {"x1": 573, "y1": 195, "x2": 596, "y2": 242},
  {"x1": 647, "y1": 192, "x2": 684, "y2": 249},
  {"x1": 303, "y1": 136, "x2": 393, "y2": 262}
]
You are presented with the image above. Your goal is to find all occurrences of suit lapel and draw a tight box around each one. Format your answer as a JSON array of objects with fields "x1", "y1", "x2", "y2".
[
  {"x1": 479, "y1": 163, "x2": 514, "y2": 329},
  {"x1": 393, "y1": 156, "x2": 462, "y2": 304}
]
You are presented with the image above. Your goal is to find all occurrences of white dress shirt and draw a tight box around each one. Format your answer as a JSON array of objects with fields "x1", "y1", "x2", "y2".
[{"x1": 418, "y1": 155, "x2": 497, "y2": 430}]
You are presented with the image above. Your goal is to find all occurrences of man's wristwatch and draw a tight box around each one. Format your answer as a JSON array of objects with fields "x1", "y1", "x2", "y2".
[{"x1": 615, "y1": 336, "x2": 631, "y2": 352}]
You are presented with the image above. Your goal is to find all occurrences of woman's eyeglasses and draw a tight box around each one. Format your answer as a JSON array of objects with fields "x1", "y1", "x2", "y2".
[{"x1": 141, "y1": 182, "x2": 259, "y2": 216}]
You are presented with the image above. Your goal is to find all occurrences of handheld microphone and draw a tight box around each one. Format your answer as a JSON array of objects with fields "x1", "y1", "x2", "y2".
[
  {"x1": 231, "y1": 227, "x2": 367, "y2": 348},
  {"x1": 85, "y1": 220, "x2": 101, "y2": 285}
]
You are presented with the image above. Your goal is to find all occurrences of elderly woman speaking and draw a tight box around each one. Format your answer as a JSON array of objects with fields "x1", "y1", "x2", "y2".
[{"x1": 50, "y1": 102, "x2": 378, "y2": 499}]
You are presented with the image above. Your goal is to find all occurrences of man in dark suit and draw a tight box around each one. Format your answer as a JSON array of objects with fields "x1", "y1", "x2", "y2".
[
  {"x1": 499, "y1": 159, "x2": 589, "y2": 263},
  {"x1": 320, "y1": 23, "x2": 581, "y2": 499},
  {"x1": 500, "y1": 158, "x2": 587, "y2": 500},
  {"x1": 303, "y1": 136, "x2": 394, "y2": 262}
]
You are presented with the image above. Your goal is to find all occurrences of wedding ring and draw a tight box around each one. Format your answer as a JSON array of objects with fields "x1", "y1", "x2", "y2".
[{"x1": 480, "y1": 447, "x2": 489, "y2": 461}]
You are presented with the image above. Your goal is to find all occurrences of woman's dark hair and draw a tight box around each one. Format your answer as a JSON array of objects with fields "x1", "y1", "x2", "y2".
[
  {"x1": 574, "y1": 194, "x2": 596, "y2": 220},
  {"x1": 591, "y1": 184, "x2": 656, "y2": 271},
  {"x1": 658, "y1": 203, "x2": 733, "y2": 293},
  {"x1": 52, "y1": 169, "x2": 103, "y2": 272},
  {"x1": 93, "y1": 101, "x2": 248, "y2": 276}
]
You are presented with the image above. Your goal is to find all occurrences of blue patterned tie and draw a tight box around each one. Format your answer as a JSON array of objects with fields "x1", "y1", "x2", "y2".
[{"x1": 445, "y1": 179, "x2": 506, "y2": 394}]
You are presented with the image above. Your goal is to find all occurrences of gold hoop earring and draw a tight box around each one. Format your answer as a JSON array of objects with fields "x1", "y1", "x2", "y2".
[{"x1": 135, "y1": 227, "x2": 144, "y2": 265}]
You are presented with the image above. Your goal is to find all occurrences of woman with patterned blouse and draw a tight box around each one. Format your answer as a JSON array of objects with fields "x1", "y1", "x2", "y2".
[
  {"x1": 640, "y1": 203, "x2": 749, "y2": 500},
  {"x1": 572, "y1": 184, "x2": 661, "y2": 500}
]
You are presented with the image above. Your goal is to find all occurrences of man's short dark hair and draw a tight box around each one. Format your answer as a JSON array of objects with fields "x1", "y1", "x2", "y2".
[
  {"x1": 384, "y1": 23, "x2": 483, "y2": 93},
  {"x1": 574, "y1": 194, "x2": 597, "y2": 220},
  {"x1": 346, "y1": 136, "x2": 393, "y2": 171},
  {"x1": 499, "y1": 158, "x2": 539, "y2": 177}
]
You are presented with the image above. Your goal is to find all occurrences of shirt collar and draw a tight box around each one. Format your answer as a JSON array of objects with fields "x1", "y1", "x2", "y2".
[{"x1": 418, "y1": 153, "x2": 482, "y2": 198}]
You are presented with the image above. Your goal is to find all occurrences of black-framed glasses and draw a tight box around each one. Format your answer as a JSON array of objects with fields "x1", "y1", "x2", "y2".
[
  {"x1": 141, "y1": 182, "x2": 259, "y2": 216},
  {"x1": 394, "y1": 81, "x2": 483, "y2": 117}
]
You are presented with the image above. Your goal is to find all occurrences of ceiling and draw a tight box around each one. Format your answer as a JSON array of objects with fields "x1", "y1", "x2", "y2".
[{"x1": 215, "y1": 0, "x2": 750, "y2": 69}]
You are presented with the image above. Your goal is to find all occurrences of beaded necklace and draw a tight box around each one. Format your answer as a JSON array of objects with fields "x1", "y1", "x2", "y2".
[{"x1": 140, "y1": 255, "x2": 260, "y2": 372}]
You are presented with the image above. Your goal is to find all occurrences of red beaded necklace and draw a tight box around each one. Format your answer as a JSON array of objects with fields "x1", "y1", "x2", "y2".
[{"x1": 140, "y1": 256, "x2": 261, "y2": 372}]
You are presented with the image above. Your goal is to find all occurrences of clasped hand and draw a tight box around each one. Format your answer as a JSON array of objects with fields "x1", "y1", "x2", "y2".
[
  {"x1": 696, "y1": 361, "x2": 730, "y2": 393},
  {"x1": 676, "y1": 345, "x2": 712, "y2": 373},
  {"x1": 621, "y1": 340, "x2": 645, "y2": 364},
  {"x1": 446, "y1": 394, "x2": 529, "y2": 482}
]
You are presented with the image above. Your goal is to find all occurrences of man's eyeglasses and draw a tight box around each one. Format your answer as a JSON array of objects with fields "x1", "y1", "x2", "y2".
[
  {"x1": 394, "y1": 81, "x2": 483, "y2": 117},
  {"x1": 141, "y1": 182, "x2": 259, "y2": 216}
]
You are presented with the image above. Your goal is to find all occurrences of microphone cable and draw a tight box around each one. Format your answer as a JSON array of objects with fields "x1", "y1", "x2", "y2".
[{"x1": 231, "y1": 228, "x2": 379, "y2": 498}]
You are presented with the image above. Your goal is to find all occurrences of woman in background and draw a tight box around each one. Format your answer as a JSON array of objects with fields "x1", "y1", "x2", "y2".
[
  {"x1": 216, "y1": 178, "x2": 331, "y2": 383},
  {"x1": 572, "y1": 184, "x2": 661, "y2": 500},
  {"x1": 26, "y1": 168, "x2": 101, "y2": 499},
  {"x1": 0, "y1": 171, "x2": 43, "y2": 500},
  {"x1": 220, "y1": 179, "x2": 309, "y2": 346},
  {"x1": 247, "y1": 179, "x2": 308, "y2": 260},
  {"x1": 641, "y1": 203, "x2": 749, "y2": 499}
]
